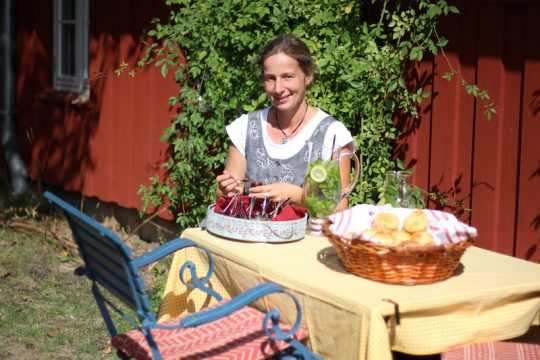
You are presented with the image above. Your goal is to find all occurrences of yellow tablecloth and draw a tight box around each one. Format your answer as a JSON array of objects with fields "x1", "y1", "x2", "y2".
[{"x1": 157, "y1": 228, "x2": 540, "y2": 360}]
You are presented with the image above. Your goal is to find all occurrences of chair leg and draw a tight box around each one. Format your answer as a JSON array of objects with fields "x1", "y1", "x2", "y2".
[
  {"x1": 92, "y1": 283, "x2": 118, "y2": 337},
  {"x1": 115, "y1": 349, "x2": 130, "y2": 359},
  {"x1": 270, "y1": 340, "x2": 323, "y2": 360},
  {"x1": 143, "y1": 328, "x2": 162, "y2": 360}
]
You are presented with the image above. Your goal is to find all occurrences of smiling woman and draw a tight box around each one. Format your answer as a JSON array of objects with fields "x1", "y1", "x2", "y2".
[{"x1": 216, "y1": 34, "x2": 355, "y2": 212}]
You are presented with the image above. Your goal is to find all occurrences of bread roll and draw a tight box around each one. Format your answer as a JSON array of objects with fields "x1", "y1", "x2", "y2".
[
  {"x1": 410, "y1": 231, "x2": 434, "y2": 246},
  {"x1": 373, "y1": 231, "x2": 401, "y2": 246},
  {"x1": 362, "y1": 228, "x2": 380, "y2": 239},
  {"x1": 400, "y1": 239, "x2": 420, "y2": 247},
  {"x1": 390, "y1": 230, "x2": 411, "y2": 243},
  {"x1": 403, "y1": 210, "x2": 429, "y2": 233},
  {"x1": 373, "y1": 212, "x2": 400, "y2": 231}
]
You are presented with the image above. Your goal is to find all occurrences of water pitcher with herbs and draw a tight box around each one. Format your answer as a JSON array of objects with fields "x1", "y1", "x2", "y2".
[{"x1": 302, "y1": 141, "x2": 360, "y2": 236}]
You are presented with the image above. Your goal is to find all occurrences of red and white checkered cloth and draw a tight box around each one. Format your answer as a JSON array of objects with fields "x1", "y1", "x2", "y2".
[
  {"x1": 328, "y1": 204, "x2": 478, "y2": 245},
  {"x1": 442, "y1": 341, "x2": 540, "y2": 360},
  {"x1": 110, "y1": 301, "x2": 308, "y2": 360}
]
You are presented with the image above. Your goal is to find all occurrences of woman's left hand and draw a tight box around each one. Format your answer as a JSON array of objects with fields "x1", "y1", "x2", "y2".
[{"x1": 249, "y1": 182, "x2": 303, "y2": 204}]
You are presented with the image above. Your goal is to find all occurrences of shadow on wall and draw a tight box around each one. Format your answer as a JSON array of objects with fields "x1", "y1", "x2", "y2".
[
  {"x1": 428, "y1": 173, "x2": 472, "y2": 222},
  {"x1": 532, "y1": 89, "x2": 540, "y2": 116},
  {"x1": 13, "y1": 0, "x2": 94, "y2": 191},
  {"x1": 393, "y1": 57, "x2": 435, "y2": 161},
  {"x1": 15, "y1": 0, "x2": 172, "y2": 208},
  {"x1": 525, "y1": 88, "x2": 539, "y2": 261},
  {"x1": 529, "y1": 162, "x2": 540, "y2": 260}
]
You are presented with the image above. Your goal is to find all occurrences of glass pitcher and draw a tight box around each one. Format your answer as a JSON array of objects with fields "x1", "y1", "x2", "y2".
[
  {"x1": 302, "y1": 142, "x2": 360, "y2": 236},
  {"x1": 381, "y1": 170, "x2": 412, "y2": 208}
]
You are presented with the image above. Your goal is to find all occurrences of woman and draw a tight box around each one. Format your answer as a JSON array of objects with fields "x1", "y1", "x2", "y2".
[{"x1": 216, "y1": 34, "x2": 355, "y2": 211}]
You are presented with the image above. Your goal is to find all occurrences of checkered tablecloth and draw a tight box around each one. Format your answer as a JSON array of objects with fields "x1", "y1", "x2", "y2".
[{"x1": 157, "y1": 228, "x2": 540, "y2": 360}]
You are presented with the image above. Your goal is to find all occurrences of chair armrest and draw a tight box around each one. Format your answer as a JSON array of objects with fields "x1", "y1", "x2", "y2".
[
  {"x1": 158, "y1": 282, "x2": 321, "y2": 359},
  {"x1": 131, "y1": 237, "x2": 197, "y2": 268},
  {"x1": 178, "y1": 283, "x2": 302, "y2": 339},
  {"x1": 133, "y1": 237, "x2": 222, "y2": 301}
]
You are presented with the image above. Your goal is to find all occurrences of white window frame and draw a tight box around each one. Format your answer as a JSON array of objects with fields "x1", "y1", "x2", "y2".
[{"x1": 53, "y1": 0, "x2": 89, "y2": 94}]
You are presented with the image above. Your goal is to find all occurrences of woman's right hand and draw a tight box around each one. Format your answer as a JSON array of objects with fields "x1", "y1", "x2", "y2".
[
  {"x1": 216, "y1": 170, "x2": 243, "y2": 198},
  {"x1": 248, "y1": 182, "x2": 303, "y2": 205}
]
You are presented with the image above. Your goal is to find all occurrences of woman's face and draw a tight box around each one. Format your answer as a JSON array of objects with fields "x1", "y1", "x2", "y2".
[{"x1": 263, "y1": 52, "x2": 313, "y2": 113}]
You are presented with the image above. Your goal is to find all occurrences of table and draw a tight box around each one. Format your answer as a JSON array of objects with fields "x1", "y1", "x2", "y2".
[{"x1": 157, "y1": 227, "x2": 540, "y2": 360}]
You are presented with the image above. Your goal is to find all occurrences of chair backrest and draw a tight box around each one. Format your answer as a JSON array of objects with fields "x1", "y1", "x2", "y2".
[{"x1": 44, "y1": 191, "x2": 153, "y2": 321}]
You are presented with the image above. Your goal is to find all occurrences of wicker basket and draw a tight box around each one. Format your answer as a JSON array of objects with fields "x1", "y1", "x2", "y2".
[{"x1": 322, "y1": 218, "x2": 473, "y2": 285}]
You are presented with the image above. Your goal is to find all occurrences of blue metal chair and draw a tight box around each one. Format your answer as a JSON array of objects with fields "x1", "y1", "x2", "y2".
[{"x1": 44, "y1": 191, "x2": 320, "y2": 360}]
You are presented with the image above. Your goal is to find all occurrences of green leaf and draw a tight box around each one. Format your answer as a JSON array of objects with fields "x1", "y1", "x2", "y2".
[
  {"x1": 198, "y1": 50, "x2": 208, "y2": 61},
  {"x1": 137, "y1": 0, "x2": 471, "y2": 225},
  {"x1": 442, "y1": 72, "x2": 454, "y2": 81},
  {"x1": 427, "y1": 5, "x2": 442, "y2": 18},
  {"x1": 437, "y1": 38, "x2": 449, "y2": 47}
]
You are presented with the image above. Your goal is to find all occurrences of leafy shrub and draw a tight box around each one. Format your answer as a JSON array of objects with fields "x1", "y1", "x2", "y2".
[{"x1": 137, "y1": 0, "x2": 462, "y2": 227}]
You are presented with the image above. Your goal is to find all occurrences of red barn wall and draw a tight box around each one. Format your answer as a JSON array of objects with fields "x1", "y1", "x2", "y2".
[
  {"x1": 15, "y1": 0, "x2": 176, "y2": 213},
  {"x1": 400, "y1": 0, "x2": 540, "y2": 261}
]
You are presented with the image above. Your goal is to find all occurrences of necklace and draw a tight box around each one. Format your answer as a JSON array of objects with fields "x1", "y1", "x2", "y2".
[{"x1": 275, "y1": 103, "x2": 309, "y2": 144}]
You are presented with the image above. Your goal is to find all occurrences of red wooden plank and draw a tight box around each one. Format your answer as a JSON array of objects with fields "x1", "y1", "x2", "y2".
[
  {"x1": 14, "y1": 3, "x2": 56, "y2": 185},
  {"x1": 112, "y1": 37, "x2": 136, "y2": 208},
  {"x1": 450, "y1": 1, "x2": 478, "y2": 224},
  {"x1": 471, "y1": 3, "x2": 506, "y2": 253},
  {"x1": 515, "y1": 5, "x2": 540, "y2": 262},
  {"x1": 397, "y1": 58, "x2": 432, "y2": 194},
  {"x1": 427, "y1": 0, "x2": 477, "y2": 222},
  {"x1": 471, "y1": 3, "x2": 524, "y2": 256}
]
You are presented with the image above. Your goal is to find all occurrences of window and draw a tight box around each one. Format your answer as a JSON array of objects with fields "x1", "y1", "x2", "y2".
[{"x1": 53, "y1": 0, "x2": 89, "y2": 94}]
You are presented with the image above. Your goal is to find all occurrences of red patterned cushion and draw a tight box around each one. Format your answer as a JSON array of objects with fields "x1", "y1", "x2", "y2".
[
  {"x1": 109, "y1": 303, "x2": 309, "y2": 360},
  {"x1": 442, "y1": 341, "x2": 540, "y2": 360}
]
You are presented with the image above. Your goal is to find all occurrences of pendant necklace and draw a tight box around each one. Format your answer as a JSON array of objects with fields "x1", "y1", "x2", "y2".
[{"x1": 275, "y1": 103, "x2": 309, "y2": 144}]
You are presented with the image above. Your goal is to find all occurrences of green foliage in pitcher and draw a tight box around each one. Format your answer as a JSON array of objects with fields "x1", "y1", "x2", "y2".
[
  {"x1": 304, "y1": 159, "x2": 342, "y2": 218},
  {"x1": 136, "y1": 0, "x2": 487, "y2": 227}
]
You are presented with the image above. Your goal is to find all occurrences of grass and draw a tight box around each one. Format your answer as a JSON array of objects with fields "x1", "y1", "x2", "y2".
[
  {"x1": 0, "y1": 226, "x2": 111, "y2": 359},
  {"x1": 0, "y1": 220, "x2": 167, "y2": 360}
]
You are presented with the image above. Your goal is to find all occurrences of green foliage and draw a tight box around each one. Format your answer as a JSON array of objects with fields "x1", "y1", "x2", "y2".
[
  {"x1": 138, "y1": 0, "x2": 471, "y2": 226},
  {"x1": 437, "y1": 29, "x2": 497, "y2": 122}
]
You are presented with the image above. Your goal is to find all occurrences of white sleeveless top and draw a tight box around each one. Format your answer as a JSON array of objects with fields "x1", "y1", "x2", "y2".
[{"x1": 226, "y1": 107, "x2": 354, "y2": 186}]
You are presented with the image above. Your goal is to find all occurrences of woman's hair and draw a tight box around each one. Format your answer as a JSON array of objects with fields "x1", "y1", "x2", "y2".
[{"x1": 257, "y1": 34, "x2": 315, "y2": 77}]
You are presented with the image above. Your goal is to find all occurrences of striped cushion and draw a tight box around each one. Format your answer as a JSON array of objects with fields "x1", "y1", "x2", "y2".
[
  {"x1": 110, "y1": 304, "x2": 308, "y2": 360},
  {"x1": 442, "y1": 341, "x2": 540, "y2": 360}
]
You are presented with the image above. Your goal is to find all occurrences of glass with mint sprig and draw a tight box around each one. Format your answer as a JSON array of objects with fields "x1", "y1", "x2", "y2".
[{"x1": 303, "y1": 142, "x2": 360, "y2": 236}]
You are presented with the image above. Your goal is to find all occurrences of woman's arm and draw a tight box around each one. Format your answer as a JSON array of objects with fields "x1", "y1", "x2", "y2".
[
  {"x1": 248, "y1": 182, "x2": 303, "y2": 205},
  {"x1": 217, "y1": 144, "x2": 303, "y2": 204},
  {"x1": 216, "y1": 145, "x2": 246, "y2": 198}
]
